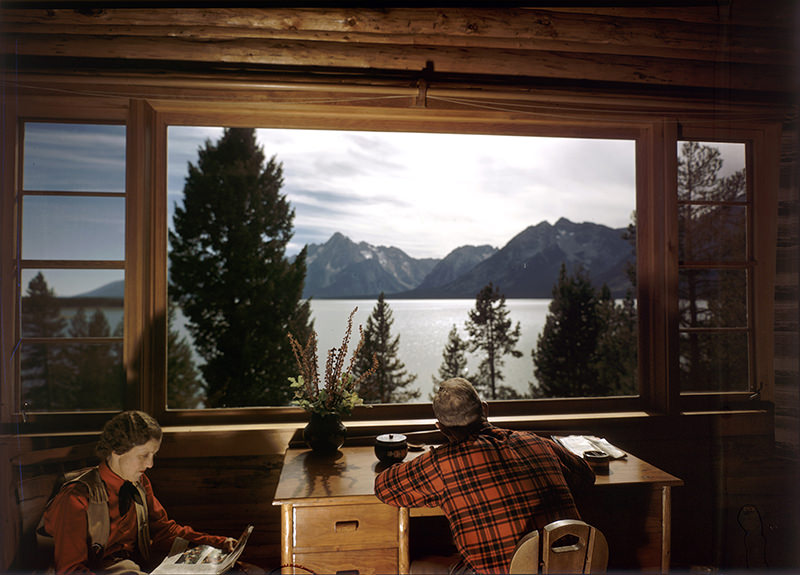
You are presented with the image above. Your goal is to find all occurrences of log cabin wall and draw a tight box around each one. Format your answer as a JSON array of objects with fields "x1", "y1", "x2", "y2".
[
  {"x1": 4, "y1": 413, "x2": 797, "y2": 571},
  {"x1": 1, "y1": 2, "x2": 798, "y2": 572}
]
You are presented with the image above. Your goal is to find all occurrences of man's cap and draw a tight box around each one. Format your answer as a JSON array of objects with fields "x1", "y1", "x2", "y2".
[{"x1": 433, "y1": 378, "x2": 483, "y2": 427}]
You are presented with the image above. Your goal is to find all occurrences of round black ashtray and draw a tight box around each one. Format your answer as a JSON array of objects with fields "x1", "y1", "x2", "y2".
[{"x1": 583, "y1": 450, "x2": 610, "y2": 474}]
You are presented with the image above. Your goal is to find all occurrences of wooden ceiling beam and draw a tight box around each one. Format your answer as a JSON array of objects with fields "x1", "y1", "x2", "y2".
[
  {"x1": 2, "y1": 32, "x2": 790, "y2": 94},
  {"x1": 1, "y1": 7, "x2": 791, "y2": 65},
  {"x1": 1, "y1": 6, "x2": 795, "y2": 99}
]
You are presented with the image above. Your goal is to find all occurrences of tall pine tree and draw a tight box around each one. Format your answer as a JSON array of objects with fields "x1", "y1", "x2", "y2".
[
  {"x1": 21, "y1": 272, "x2": 69, "y2": 410},
  {"x1": 464, "y1": 283, "x2": 522, "y2": 400},
  {"x1": 593, "y1": 285, "x2": 638, "y2": 396},
  {"x1": 590, "y1": 213, "x2": 639, "y2": 397},
  {"x1": 433, "y1": 325, "x2": 469, "y2": 386},
  {"x1": 531, "y1": 264, "x2": 604, "y2": 397},
  {"x1": 169, "y1": 127, "x2": 312, "y2": 407},
  {"x1": 354, "y1": 293, "x2": 419, "y2": 404},
  {"x1": 64, "y1": 309, "x2": 124, "y2": 409}
]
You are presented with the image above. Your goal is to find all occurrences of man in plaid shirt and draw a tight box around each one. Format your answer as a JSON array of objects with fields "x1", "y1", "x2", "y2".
[{"x1": 374, "y1": 378, "x2": 595, "y2": 574}]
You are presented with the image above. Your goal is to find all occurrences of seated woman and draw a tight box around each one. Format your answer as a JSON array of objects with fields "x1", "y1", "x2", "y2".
[{"x1": 42, "y1": 410, "x2": 236, "y2": 574}]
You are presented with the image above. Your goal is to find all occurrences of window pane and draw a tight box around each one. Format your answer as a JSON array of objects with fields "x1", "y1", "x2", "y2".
[
  {"x1": 677, "y1": 140, "x2": 750, "y2": 395},
  {"x1": 167, "y1": 127, "x2": 637, "y2": 408},
  {"x1": 22, "y1": 196, "x2": 125, "y2": 260},
  {"x1": 23, "y1": 123, "x2": 126, "y2": 193},
  {"x1": 21, "y1": 342, "x2": 125, "y2": 412},
  {"x1": 678, "y1": 204, "x2": 746, "y2": 263},
  {"x1": 679, "y1": 331, "x2": 749, "y2": 392},
  {"x1": 21, "y1": 269, "x2": 124, "y2": 338},
  {"x1": 677, "y1": 141, "x2": 746, "y2": 203},
  {"x1": 678, "y1": 270, "x2": 747, "y2": 328}
]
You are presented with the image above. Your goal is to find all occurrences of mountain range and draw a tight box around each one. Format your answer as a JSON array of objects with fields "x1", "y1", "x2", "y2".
[
  {"x1": 303, "y1": 217, "x2": 634, "y2": 299},
  {"x1": 72, "y1": 218, "x2": 634, "y2": 300}
]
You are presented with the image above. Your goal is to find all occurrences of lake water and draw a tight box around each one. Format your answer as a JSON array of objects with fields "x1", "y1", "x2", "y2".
[
  {"x1": 172, "y1": 298, "x2": 552, "y2": 401},
  {"x1": 55, "y1": 298, "x2": 552, "y2": 400},
  {"x1": 310, "y1": 299, "x2": 550, "y2": 400}
]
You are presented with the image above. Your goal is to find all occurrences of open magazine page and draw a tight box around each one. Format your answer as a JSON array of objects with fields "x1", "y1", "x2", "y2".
[
  {"x1": 553, "y1": 435, "x2": 626, "y2": 459},
  {"x1": 151, "y1": 525, "x2": 254, "y2": 575}
]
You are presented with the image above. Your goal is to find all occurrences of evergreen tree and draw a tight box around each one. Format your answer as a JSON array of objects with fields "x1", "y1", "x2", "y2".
[
  {"x1": 20, "y1": 272, "x2": 69, "y2": 410},
  {"x1": 593, "y1": 285, "x2": 638, "y2": 396},
  {"x1": 594, "y1": 211, "x2": 639, "y2": 396},
  {"x1": 464, "y1": 283, "x2": 522, "y2": 400},
  {"x1": 169, "y1": 127, "x2": 312, "y2": 407},
  {"x1": 678, "y1": 141, "x2": 722, "y2": 390},
  {"x1": 64, "y1": 309, "x2": 124, "y2": 409},
  {"x1": 433, "y1": 325, "x2": 469, "y2": 386},
  {"x1": 354, "y1": 293, "x2": 419, "y2": 404},
  {"x1": 531, "y1": 264, "x2": 603, "y2": 398},
  {"x1": 167, "y1": 298, "x2": 204, "y2": 409}
]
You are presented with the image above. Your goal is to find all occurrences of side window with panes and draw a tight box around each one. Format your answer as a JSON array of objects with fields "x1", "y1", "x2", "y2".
[{"x1": 19, "y1": 122, "x2": 126, "y2": 413}]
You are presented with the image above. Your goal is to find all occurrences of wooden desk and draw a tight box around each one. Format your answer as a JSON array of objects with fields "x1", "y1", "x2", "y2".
[{"x1": 273, "y1": 446, "x2": 682, "y2": 574}]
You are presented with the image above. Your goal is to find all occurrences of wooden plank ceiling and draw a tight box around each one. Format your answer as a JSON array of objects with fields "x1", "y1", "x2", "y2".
[{"x1": 0, "y1": 4, "x2": 796, "y2": 102}]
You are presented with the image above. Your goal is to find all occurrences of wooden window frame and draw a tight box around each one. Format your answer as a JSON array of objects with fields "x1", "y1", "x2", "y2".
[
  {"x1": 674, "y1": 124, "x2": 778, "y2": 412},
  {"x1": 0, "y1": 79, "x2": 779, "y2": 434}
]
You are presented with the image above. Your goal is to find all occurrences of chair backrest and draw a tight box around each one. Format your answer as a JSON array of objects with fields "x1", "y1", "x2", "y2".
[
  {"x1": 509, "y1": 530, "x2": 539, "y2": 574},
  {"x1": 542, "y1": 519, "x2": 608, "y2": 574},
  {"x1": 10, "y1": 442, "x2": 97, "y2": 572},
  {"x1": 509, "y1": 519, "x2": 608, "y2": 574}
]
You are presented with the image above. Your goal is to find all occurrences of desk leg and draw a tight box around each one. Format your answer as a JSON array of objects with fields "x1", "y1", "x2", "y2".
[
  {"x1": 281, "y1": 503, "x2": 293, "y2": 575},
  {"x1": 661, "y1": 486, "x2": 672, "y2": 574},
  {"x1": 399, "y1": 507, "x2": 410, "y2": 575}
]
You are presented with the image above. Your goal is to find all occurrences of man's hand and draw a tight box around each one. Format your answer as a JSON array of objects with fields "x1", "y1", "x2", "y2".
[{"x1": 222, "y1": 537, "x2": 237, "y2": 553}]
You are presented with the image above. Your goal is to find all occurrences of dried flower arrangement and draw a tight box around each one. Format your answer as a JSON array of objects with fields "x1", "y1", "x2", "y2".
[{"x1": 287, "y1": 307, "x2": 377, "y2": 417}]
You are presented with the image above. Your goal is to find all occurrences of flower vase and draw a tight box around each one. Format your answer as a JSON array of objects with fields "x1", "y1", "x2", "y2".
[{"x1": 303, "y1": 412, "x2": 346, "y2": 454}]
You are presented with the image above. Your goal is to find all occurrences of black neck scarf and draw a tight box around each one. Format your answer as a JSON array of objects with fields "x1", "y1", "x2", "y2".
[{"x1": 119, "y1": 481, "x2": 143, "y2": 516}]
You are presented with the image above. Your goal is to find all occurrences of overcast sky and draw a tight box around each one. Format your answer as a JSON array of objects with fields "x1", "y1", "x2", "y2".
[
  {"x1": 168, "y1": 127, "x2": 638, "y2": 259},
  {"x1": 24, "y1": 123, "x2": 744, "y2": 297}
]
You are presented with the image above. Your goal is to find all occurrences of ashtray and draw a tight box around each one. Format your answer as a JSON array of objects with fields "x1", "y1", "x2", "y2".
[{"x1": 583, "y1": 450, "x2": 610, "y2": 474}]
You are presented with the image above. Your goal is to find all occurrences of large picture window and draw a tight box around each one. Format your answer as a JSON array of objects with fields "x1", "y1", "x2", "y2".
[
  {"x1": 3, "y1": 89, "x2": 775, "y2": 430},
  {"x1": 165, "y1": 126, "x2": 638, "y2": 409}
]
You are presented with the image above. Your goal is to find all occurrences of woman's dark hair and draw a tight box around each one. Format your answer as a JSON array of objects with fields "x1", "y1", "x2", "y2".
[{"x1": 96, "y1": 411, "x2": 162, "y2": 459}]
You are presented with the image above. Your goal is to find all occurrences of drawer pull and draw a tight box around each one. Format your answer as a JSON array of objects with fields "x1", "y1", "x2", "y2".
[
  {"x1": 335, "y1": 520, "x2": 359, "y2": 532},
  {"x1": 335, "y1": 571, "x2": 359, "y2": 575}
]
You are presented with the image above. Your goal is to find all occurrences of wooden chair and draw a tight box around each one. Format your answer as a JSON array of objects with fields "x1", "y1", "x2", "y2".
[
  {"x1": 509, "y1": 519, "x2": 608, "y2": 574},
  {"x1": 10, "y1": 442, "x2": 98, "y2": 572}
]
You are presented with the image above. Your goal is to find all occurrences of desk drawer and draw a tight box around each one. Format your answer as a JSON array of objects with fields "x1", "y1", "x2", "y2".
[
  {"x1": 292, "y1": 548, "x2": 398, "y2": 575},
  {"x1": 294, "y1": 503, "x2": 398, "y2": 549}
]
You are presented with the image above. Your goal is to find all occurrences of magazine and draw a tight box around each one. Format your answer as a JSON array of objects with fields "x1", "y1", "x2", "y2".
[
  {"x1": 553, "y1": 435, "x2": 627, "y2": 460},
  {"x1": 151, "y1": 525, "x2": 254, "y2": 575}
]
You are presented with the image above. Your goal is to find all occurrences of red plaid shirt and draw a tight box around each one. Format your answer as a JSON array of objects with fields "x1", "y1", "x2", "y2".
[{"x1": 374, "y1": 423, "x2": 595, "y2": 574}]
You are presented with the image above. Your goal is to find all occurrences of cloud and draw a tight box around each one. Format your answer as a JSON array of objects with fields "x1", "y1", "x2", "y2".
[
  {"x1": 168, "y1": 127, "x2": 637, "y2": 259},
  {"x1": 24, "y1": 123, "x2": 126, "y2": 193},
  {"x1": 23, "y1": 196, "x2": 125, "y2": 261}
]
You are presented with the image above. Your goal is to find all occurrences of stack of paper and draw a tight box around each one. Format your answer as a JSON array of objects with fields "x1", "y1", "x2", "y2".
[{"x1": 553, "y1": 435, "x2": 626, "y2": 459}]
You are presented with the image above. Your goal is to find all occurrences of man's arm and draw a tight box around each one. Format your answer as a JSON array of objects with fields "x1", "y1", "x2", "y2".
[
  {"x1": 548, "y1": 437, "x2": 596, "y2": 493},
  {"x1": 374, "y1": 449, "x2": 444, "y2": 509}
]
